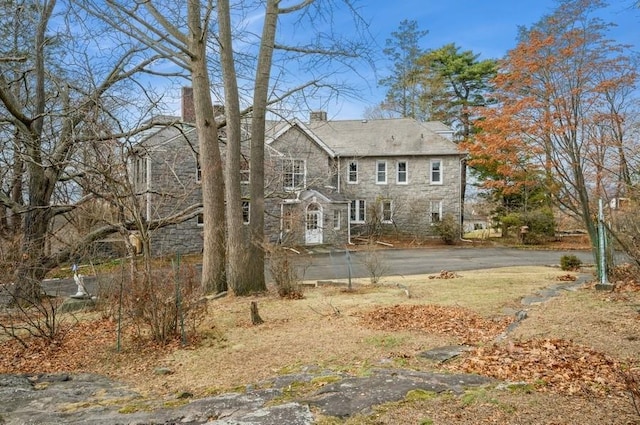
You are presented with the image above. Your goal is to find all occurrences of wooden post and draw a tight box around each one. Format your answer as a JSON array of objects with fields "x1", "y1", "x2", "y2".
[{"x1": 250, "y1": 301, "x2": 264, "y2": 325}]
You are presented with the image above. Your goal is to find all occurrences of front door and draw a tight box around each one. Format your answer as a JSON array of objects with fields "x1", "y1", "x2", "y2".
[{"x1": 305, "y1": 203, "x2": 323, "y2": 244}]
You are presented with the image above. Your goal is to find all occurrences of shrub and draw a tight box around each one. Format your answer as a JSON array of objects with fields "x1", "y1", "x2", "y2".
[
  {"x1": 362, "y1": 243, "x2": 389, "y2": 284},
  {"x1": 560, "y1": 254, "x2": 582, "y2": 271},
  {"x1": 434, "y1": 213, "x2": 460, "y2": 245},
  {"x1": 267, "y1": 246, "x2": 304, "y2": 299},
  {"x1": 99, "y1": 262, "x2": 205, "y2": 345}
]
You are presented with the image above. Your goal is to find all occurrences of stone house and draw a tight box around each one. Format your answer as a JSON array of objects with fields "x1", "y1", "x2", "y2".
[{"x1": 132, "y1": 92, "x2": 465, "y2": 255}]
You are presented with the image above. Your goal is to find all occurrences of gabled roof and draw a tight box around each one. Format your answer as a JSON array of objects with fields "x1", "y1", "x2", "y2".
[{"x1": 304, "y1": 118, "x2": 462, "y2": 157}]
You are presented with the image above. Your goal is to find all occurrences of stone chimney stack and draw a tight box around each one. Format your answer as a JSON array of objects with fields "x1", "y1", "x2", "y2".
[
  {"x1": 181, "y1": 87, "x2": 195, "y2": 123},
  {"x1": 309, "y1": 110, "x2": 327, "y2": 123}
]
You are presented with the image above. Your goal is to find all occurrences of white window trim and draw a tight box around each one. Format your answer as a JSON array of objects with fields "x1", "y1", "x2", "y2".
[
  {"x1": 396, "y1": 160, "x2": 408, "y2": 185},
  {"x1": 381, "y1": 200, "x2": 393, "y2": 224},
  {"x1": 430, "y1": 200, "x2": 443, "y2": 224},
  {"x1": 351, "y1": 199, "x2": 366, "y2": 223},
  {"x1": 333, "y1": 210, "x2": 341, "y2": 230},
  {"x1": 430, "y1": 159, "x2": 443, "y2": 185},
  {"x1": 283, "y1": 158, "x2": 306, "y2": 191},
  {"x1": 197, "y1": 213, "x2": 204, "y2": 227},
  {"x1": 347, "y1": 160, "x2": 358, "y2": 184},
  {"x1": 376, "y1": 160, "x2": 387, "y2": 185}
]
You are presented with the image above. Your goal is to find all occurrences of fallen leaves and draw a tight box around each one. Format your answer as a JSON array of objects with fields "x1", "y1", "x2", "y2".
[
  {"x1": 359, "y1": 304, "x2": 512, "y2": 344},
  {"x1": 446, "y1": 338, "x2": 635, "y2": 396},
  {"x1": 428, "y1": 270, "x2": 460, "y2": 279}
]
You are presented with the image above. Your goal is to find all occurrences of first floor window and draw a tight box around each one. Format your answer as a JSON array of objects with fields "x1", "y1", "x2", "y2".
[
  {"x1": 197, "y1": 213, "x2": 204, "y2": 226},
  {"x1": 283, "y1": 210, "x2": 294, "y2": 232},
  {"x1": 350, "y1": 199, "x2": 366, "y2": 223},
  {"x1": 333, "y1": 210, "x2": 341, "y2": 229},
  {"x1": 430, "y1": 200, "x2": 443, "y2": 223},
  {"x1": 381, "y1": 200, "x2": 393, "y2": 223},
  {"x1": 242, "y1": 200, "x2": 250, "y2": 224}
]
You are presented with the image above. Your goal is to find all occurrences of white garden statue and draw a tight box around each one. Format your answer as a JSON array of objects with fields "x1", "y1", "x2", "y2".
[{"x1": 71, "y1": 263, "x2": 89, "y2": 298}]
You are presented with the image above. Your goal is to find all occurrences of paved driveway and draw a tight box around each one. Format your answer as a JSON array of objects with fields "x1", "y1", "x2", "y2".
[
  {"x1": 298, "y1": 246, "x2": 596, "y2": 281},
  {"x1": 43, "y1": 247, "x2": 598, "y2": 297}
]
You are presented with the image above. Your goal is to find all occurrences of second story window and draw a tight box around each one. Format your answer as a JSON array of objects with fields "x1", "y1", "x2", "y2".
[
  {"x1": 133, "y1": 155, "x2": 148, "y2": 187},
  {"x1": 397, "y1": 161, "x2": 407, "y2": 184},
  {"x1": 376, "y1": 160, "x2": 387, "y2": 184},
  {"x1": 283, "y1": 159, "x2": 305, "y2": 191},
  {"x1": 240, "y1": 158, "x2": 250, "y2": 184},
  {"x1": 430, "y1": 159, "x2": 442, "y2": 184},
  {"x1": 347, "y1": 161, "x2": 358, "y2": 184}
]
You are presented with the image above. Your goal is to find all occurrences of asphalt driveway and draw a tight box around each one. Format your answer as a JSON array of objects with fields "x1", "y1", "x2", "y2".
[{"x1": 43, "y1": 247, "x2": 597, "y2": 297}]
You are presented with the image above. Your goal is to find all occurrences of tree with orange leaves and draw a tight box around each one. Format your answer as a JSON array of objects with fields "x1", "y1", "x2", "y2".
[{"x1": 463, "y1": 0, "x2": 638, "y2": 270}]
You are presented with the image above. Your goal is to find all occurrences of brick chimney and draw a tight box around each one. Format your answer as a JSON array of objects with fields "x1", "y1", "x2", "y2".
[
  {"x1": 309, "y1": 110, "x2": 327, "y2": 122},
  {"x1": 181, "y1": 87, "x2": 195, "y2": 123}
]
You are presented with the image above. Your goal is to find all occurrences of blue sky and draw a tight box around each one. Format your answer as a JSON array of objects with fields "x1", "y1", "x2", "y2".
[{"x1": 326, "y1": 0, "x2": 640, "y2": 119}]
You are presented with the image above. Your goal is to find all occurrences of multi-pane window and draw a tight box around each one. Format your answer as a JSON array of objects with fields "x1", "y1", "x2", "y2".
[
  {"x1": 430, "y1": 159, "x2": 442, "y2": 184},
  {"x1": 430, "y1": 200, "x2": 443, "y2": 223},
  {"x1": 134, "y1": 155, "x2": 147, "y2": 186},
  {"x1": 381, "y1": 200, "x2": 393, "y2": 223},
  {"x1": 397, "y1": 161, "x2": 407, "y2": 184},
  {"x1": 333, "y1": 210, "x2": 341, "y2": 230},
  {"x1": 283, "y1": 210, "x2": 294, "y2": 232},
  {"x1": 347, "y1": 161, "x2": 358, "y2": 184},
  {"x1": 242, "y1": 201, "x2": 250, "y2": 224},
  {"x1": 350, "y1": 199, "x2": 366, "y2": 223},
  {"x1": 376, "y1": 160, "x2": 387, "y2": 184},
  {"x1": 240, "y1": 158, "x2": 250, "y2": 184},
  {"x1": 283, "y1": 159, "x2": 305, "y2": 191}
]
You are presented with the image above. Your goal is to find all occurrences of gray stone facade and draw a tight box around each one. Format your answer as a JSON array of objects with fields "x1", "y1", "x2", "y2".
[{"x1": 135, "y1": 113, "x2": 464, "y2": 256}]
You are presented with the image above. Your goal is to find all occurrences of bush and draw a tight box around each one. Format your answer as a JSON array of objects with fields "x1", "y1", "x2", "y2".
[
  {"x1": 99, "y1": 262, "x2": 205, "y2": 346},
  {"x1": 434, "y1": 213, "x2": 460, "y2": 245},
  {"x1": 267, "y1": 246, "x2": 304, "y2": 299},
  {"x1": 560, "y1": 255, "x2": 582, "y2": 271}
]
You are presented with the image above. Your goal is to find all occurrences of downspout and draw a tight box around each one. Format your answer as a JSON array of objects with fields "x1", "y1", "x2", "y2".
[
  {"x1": 459, "y1": 156, "x2": 472, "y2": 243},
  {"x1": 347, "y1": 200, "x2": 352, "y2": 245},
  {"x1": 145, "y1": 155, "x2": 151, "y2": 220}
]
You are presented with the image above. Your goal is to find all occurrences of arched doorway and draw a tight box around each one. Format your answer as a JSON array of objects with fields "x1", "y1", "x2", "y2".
[{"x1": 305, "y1": 203, "x2": 323, "y2": 244}]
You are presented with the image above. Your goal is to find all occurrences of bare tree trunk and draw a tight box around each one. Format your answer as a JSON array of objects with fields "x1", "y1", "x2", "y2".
[
  {"x1": 247, "y1": 0, "x2": 279, "y2": 293},
  {"x1": 217, "y1": 0, "x2": 252, "y2": 295},
  {"x1": 250, "y1": 301, "x2": 264, "y2": 325},
  {"x1": 188, "y1": 0, "x2": 226, "y2": 293}
]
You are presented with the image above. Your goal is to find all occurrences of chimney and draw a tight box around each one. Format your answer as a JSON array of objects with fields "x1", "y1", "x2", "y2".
[
  {"x1": 181, "y1": 87, "x2": 195, "y2": 123},
  {"x1": 309, "y1": 110, "x2": 327, "y2": 122}
]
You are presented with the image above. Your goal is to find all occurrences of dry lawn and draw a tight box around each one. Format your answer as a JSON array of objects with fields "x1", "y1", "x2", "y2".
[{"x1": 2, "y1": 265, "x2": 640, "y2": 424}]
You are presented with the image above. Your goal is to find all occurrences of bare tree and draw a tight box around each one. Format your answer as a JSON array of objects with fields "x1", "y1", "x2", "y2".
[{"x1": 0, "y1": 1, "x2": 171, "y2": 300}]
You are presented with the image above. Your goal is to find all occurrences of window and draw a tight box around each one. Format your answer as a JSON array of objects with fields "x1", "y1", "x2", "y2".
[
  {"x1": 381, "y1": 200, "x2": 393, "y2": 223},
  {"x1": 283, "y1": 159, "x2": 305, "y2": 191},
  {"x1": 397, "y1": 161, "x2": 408, "y2": 184},
  {"x1": 133, "y1": 155, "x2": 147, "y2": 186},
  {"x1": 347, "y1": 161, "x2": 358, "y2": 184},
  {"x1": 240, "y1": 158, "x2": 250, "y2": 184},
  {"x1": 430, "y1": 159, "x2": 442, "y2": 184},
  {"x1": 376, "y1": 160, "x2": 387, "y2": 184},
  {"x1": 430, "y1": 200, "x2": 443, "y2": 224},
  {"x1": 333, "y1": 210, "x2": 341, "y2": 230},
  {"x1": 196, "y1": 159, "x2": 202, "y2": 183},
  {"x1": 350, "y1": 199, "x2": 366, "y2": 223},
  {"x1": 197, "y1": 213, "x2": 204, "y2": 227},
  {"x1": 242, "y1": 200, "x2": 250, "y2": 224},
  {"x1": 283, "y1": 210, "x2": 294, "y2": 232}
]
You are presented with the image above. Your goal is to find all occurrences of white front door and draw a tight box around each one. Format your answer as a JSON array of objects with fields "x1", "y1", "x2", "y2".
[{"x1": 305, "y1": 203, "x2": 323, "y2": 244}]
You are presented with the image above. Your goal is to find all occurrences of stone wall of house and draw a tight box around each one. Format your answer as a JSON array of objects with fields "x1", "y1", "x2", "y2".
[{"x1": 340, "y1": 155, "x2": 462, "y2": 240}]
